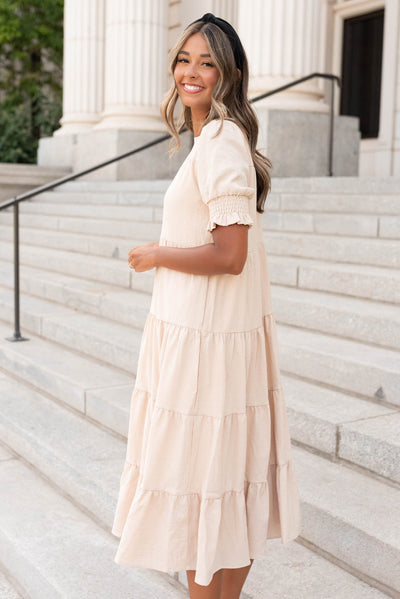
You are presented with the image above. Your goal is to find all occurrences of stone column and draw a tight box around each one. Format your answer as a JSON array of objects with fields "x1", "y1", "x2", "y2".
[
  {"x1": 55, "y1": 0, "x2": 105, "y2": 135},
  {"x1": 95, "y1": 0, "x2": 168, "y2": 131},
  {"x1": 238, "y1": 0, "x2": 329, "y2": 112},
  {"x1": 181, "y1": 0, "x2": 238, "y2": 29}
]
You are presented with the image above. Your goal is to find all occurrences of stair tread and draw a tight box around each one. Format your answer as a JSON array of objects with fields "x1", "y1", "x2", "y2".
[
  {"x1": 1, "y1": 318, "x2": 398, "y2": 481},
  {"x1": 1, "y1": 238, "x2": 399, "y2": 277},
  {"x1": 293, "y1": 443, "x2": 400, "y2": 544},
  {"x1": 1, "y1": 281, "x2": 399, "y2": 371},
  {"x1": 269, "y1": 253, "x2": 400, "y2": 277},
  {"x1": 0, "y1": 320, "x2": 133, "y2": 414},
  {"x1": 279, "y1": 324, "x2": 400, "y2": 370},
  {"x1": 1, "y1": 374, "x2": 399, "y2": 562},
  {"x1": 0, "y1": 444, "x2": 388, "y2": 599},
  {"x1": 2, "y1": 259, "x2": 399, "y2": 324},
  {"x1": 0, "y1": 375, "x2": 124, "y2": 523},
  {"x1": 0, "y1": 568, "x2": 23, "y2": 599},
  {"x1": 241, "y1": 537, "x2": 390, "y2": 598},
  {"x1": 282, "y1": 376, "x2": 395, "y2": 424},
  {"x1": 292, "y1": 444, "x2": 400, "y2": 592},
  {"x1": 272, "y1": 284, "x2": 400, "y2": 318},
  {"x1": 55, "y1": 175, "x2": 400, "y2": 194},
  {"x1": 0, "y1": 445, "x2": 187, "y2": 599}
]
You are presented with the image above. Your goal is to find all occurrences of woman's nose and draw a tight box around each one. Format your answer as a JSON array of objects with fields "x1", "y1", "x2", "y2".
[{"x1": 185, "y1": 63, "x2": 198, "y2": 77}]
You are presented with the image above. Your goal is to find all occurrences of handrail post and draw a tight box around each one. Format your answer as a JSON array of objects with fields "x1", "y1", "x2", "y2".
[
  {"x1": 328, "y1": 78, "x2": 335, "y2": 177},
  {"x1": 7, "y1": 201, "x2": 28, "y2": 342}
]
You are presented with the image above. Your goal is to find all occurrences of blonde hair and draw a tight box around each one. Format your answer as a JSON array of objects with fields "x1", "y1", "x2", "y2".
[{"x1": 160, "y1": 19, "x2": 272, "y2": 213}]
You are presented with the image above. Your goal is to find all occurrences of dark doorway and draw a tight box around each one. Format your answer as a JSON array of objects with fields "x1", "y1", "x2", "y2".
[{"x1": 340, "y1": 9, "x2": 384, "y2": 139}]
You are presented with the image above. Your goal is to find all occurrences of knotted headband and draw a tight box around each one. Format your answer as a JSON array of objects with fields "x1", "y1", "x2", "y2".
[{"x1": 185, "y1": 12, "x2": 245, "y2": 72}]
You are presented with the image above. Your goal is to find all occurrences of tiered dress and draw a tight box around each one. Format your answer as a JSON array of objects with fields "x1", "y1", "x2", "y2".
[{"x1": 111, "y1": 118, "x2": 302, "y2": 586}]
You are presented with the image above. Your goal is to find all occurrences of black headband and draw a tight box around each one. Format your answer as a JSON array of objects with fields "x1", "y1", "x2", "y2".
[{"x1": 185, "y1": 12, "x2": 244, "y2": 72}]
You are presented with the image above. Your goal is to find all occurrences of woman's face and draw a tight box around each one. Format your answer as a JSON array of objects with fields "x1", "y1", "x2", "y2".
[{"x1": 173, "y1": 32, "x2": 220, "y2": 121}]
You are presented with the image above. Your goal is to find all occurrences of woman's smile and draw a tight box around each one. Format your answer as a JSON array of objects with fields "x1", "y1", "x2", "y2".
[{"x1": 182, "y1": 83, "x2": 204, "y2": 93}]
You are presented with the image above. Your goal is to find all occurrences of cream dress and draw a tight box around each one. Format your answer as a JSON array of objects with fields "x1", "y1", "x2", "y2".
[{"x1": 111, "y1": 118, "x2": 302, "y2": 586}]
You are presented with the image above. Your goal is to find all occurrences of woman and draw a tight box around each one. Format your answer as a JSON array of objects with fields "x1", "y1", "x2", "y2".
[{"x1": 112, "y1": 13, "x2": 302, "y2": 599}]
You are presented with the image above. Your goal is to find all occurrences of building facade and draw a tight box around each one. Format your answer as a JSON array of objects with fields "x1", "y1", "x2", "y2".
[{"x1": 38, "y1": 0, "x2": 400, "y2": 177}]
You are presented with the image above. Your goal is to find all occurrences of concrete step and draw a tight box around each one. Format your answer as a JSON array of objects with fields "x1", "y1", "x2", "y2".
[
  {"x1": 0, "y1": 448, "x2": 387, "y2": 599},
  {"x1": 1, "y1": 261, "x2": 398, "y2": 349},
  {"x1": 18, "y1": 200, "x2": 161, "y2": 226},
  {"x1": 0, "y1": 567, "x2": 23, "y2": 599},
  {"x1": 0, "y1": 311, "x2": 398, "y2": 486},
  {"x1": 263, "y1": 231, "x2": 399, "y2": 268},
  {"x1": 56, "y1": 178, "x2": 171, "y2": 194},
  {"x1": 0, "y1": 262, "x2": 151, "y2": 329},
  {"x1": 1, "y1": 282, "x2": 399, "y2": 408},
  {"x1": 0, "y1": 290, "x2": 142, "y2": 373},
  {"x1": 268, "y1": 255, "x2": 400, "y2": 304},
  {"x1": 4, "y1": 195, "x2": 400, "y2": 240},
  {"x1": 2, "y1": 216, "x2": 400, "y2": 270},
  {"x1": 269, "y1": 176, "x2": 400, "y2": 195},
  {"x1": 33, "y1": 188, "x2": 165, "y2": 206},
  {"x1": 27, "y1": 188, "x2": 400, "y2": 217},
  {"x1": 278, "y1": 324, "x2": 400, "y2": 408},
  {"x1": 271, "y1": 284, "x2": 400, "y2": 350},
  {"x1": 0, "y1": 375, "x2": 126, "y2": 527},
  {"x1": 1, "y1": 238, "x2": 400, "y2": 310},
  {"x1": 0, "y1": 443, "x2": 187, "y2": 599},
  {"x1": 0, "y1": 381, "x2": 397, "y2": 597},
  {"x1": 51, "y1": 175, "x2": 400, "y2": 197},
  {"x1": 268, "y1": 191, "x2": 400, "y2": 215},
  {"x1": 0, "y1": 210, "x2": 163, "y2": 239},
  {"x1": 0, "y1": 223, "x2": 160, "y2": 260},
  {"x1": 293, "y1": 444, "x2": 400, "y2": 597},
  {"x1": 0, "y1": 165, "x2": 70, "y2": 204},
  {"x1": 239, "y1": 537, "x2": 392, "y2": 599},
  {"x1": 0, "y1": 320, "x2": 133, "y2": 419},
  {"x1": 283, "y1": 376, "x2": 399, "y2": 484},
  {"x1": 0, "y1": 241, "x2": 155, "y2": 294},
  {"x1": 2, "y1": 206, "x2": 400, "y2": 243},
  {"x1": 264, "y1": 211, "x2": 400, "y2": 239},
  {"x1": 15, "y1": 202, "x2": 161, "y2": 241}
]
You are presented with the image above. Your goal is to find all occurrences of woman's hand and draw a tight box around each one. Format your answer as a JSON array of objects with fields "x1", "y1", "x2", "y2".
[{"x1": 128, "y1": 242, "x2": 159, "y2": 272}]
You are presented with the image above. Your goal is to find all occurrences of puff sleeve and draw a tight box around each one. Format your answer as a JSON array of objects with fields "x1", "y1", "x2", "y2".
[{"x1": 195, "y1": 120, "x2": 255, "y2": 232}]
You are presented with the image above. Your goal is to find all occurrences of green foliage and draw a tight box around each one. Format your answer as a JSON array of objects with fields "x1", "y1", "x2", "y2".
[{"x1": 0, "y1": 0, "x2": 64, "y2": 163}]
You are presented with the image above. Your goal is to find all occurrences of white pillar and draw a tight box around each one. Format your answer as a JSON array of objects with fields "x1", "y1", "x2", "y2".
[
  {"x1": 55, "y1": 0, "x2": 105, "y2": 136},
  {"x1": 95, "y1": 0, "x2": 168, "y2": 131},
  {"x1": 238, "y1": 0, "x2": 329, "y2": 112},
  {"x1": 181, "y1": 0, "x2": 238, "y2": 29}
]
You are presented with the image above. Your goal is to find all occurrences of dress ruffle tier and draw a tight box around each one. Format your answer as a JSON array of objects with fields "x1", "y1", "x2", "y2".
[
  {"x1": 111, "y1": 118, "x2": 302, "y2": 586},
  {"x1": 112, "y1": 308, "x2": 301, "y2": 586}
]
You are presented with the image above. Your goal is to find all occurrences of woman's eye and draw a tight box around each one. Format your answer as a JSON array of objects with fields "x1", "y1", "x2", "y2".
[{"x1": 177, "y1": 59, "x2": 213, "y2": 67}]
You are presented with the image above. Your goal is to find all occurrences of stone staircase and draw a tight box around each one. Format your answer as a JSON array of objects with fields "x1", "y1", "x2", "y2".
[{"x1": 0, "y1": 176, "x2": 399, "y2": 599}]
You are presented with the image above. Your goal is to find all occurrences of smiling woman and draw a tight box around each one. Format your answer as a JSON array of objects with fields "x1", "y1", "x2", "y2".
[
  {"x1": 112, "y1": 12, "x2": 302, "y2": 599},
  {"x1": 173, "y1": 35, "x2": 220, "y2": 136}
]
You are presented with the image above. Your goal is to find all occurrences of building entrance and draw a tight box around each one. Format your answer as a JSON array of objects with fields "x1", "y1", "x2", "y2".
[{"x1": 340, "y1": 9, "x2": 384, "y2": 139}]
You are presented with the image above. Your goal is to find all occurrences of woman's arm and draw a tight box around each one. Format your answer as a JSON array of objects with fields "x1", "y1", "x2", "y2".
[{"x1": 129, "y1": 223, "x2": 249, "y2": 275}]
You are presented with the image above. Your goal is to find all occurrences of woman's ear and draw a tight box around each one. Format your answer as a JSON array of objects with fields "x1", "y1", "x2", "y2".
[{"x1": 237, "y1": 68, "x2": 242, "y2": 81}]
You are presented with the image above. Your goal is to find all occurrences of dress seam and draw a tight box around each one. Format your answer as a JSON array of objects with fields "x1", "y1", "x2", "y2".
[
  {"x1": 147, "y1": 310, "x2": 274, "y2": 335},
  {"x1": 124, "y1": 460, "x2": 289, "y2": 480},
  {"x1": 131, "y1": 389, "x2": 273, "y2": 418}
]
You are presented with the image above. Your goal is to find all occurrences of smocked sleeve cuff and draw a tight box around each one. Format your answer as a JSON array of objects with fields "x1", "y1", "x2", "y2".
[{"x1": 206, "y1": 194, "x2": 254, "y2": 232}]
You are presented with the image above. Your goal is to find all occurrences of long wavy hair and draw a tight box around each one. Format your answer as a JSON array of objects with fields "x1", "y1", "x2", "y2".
[{"x1": 160, "y1": 17, "x2": 272, "y2": 213}]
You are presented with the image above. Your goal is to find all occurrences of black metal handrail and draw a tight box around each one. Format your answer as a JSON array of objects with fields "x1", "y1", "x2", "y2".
[{"x1": 0, "y1": 72, "x2": 340, "y2": 341}]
